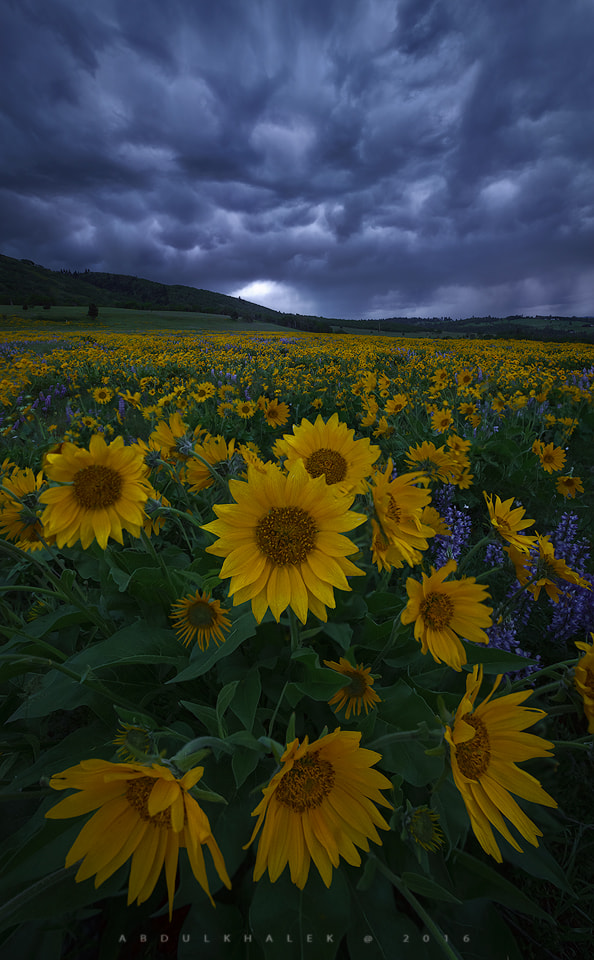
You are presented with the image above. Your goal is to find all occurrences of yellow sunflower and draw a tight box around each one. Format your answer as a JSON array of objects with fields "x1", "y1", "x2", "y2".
[
  {"x1": 184, "y1": 436, "x2": 237, "y2": 492},
  {"x1": 263, "y1": 399, "x2": 291, "y2": 427},
  {"x1": 323, "y1": 658, "x2": 382, "y2": 719},
  {"x1": 92, "y1": 386, "x2": 113, "y2": 405},
  {"x1": 243, "y1": 729, "x2": 392, "y2": 888},
  {"x1": 281, "y1": 412, "x2": 380, "y2": 493},
  {"x1": 0, "y1": 466, "x2": 49, "y2": 551},
  {"x1": 45, "y1": 759, "x2": 231, "y2": 918},
  {"x1": 556, "y1": 475, "x2": 584, "y2": 498},
  {"x1": 39, "y1": 434, "x2": 150, "y2": 550},
  {"x1": 202, "y1": 460, "x2": 366, "y2": 624},
  {"x1": 444, "y1": 665, "x2": 557, "y2": 862},
  {"x1": 483, "y1": 492, "x2": 538, "y2": 553},
  {"x1": 170, "y1": 590, "x2": 231, "y2": 650},
  {"x1": 371, "y1": 460, "x2": 434, "y2": 567},
  {"x1": 574, "y1": 635, "x2": 594, "y2": 733},
  {"x1": 404, "y1": 441, "x2": 458, "y2": 482},
  {"x1": 525, "y1": 535, "x2": 591, "y2": 602},
  {"x1": 401, "y1": 558, "x2": 493, "y2": 671},
  {"x1": 537, "y1": 442, "x2": 566, "y2": 474},
  {"x1": 235, "y1": 400, "x2": 256, "y2": 419}
]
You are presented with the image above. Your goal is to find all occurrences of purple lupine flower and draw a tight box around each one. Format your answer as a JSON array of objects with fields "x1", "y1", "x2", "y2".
[{"x1": 118, "y1": 396, "x2": 126, "y2": 418}]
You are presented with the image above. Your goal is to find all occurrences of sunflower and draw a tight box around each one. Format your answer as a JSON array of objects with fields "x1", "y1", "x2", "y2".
[
  {"x1": 405, "y1": 805, "x2": 446, "y2": 852},
  {"x1": 263, "y1": 399, "x2": 290, "y2": 427},
  {"x1": 113, "y1": 724, "x2": 152, "y2": 762},
  {"x1": 281, "y1": 412, "x2": 380, "y2": 493},
  {"x1": 556, "y1": 475, "x2": 584, "y2": 498},
  {"x1": 371, "y1": 460, "x2": 434, "y2": 567},
  {"x1": 150, "y1": 412, "x2": 203, "y2": 462},
  {"x1": 384, "y1": 394, "x2": 408, "y2": 415},
  {"x1": 323, "y1": 658, "x2": 382, "y2": 719},
  {"x1": 191, "y1": 382, "x2": 216, "y2": 402},
  {"x1": 45, "y1": 759, "x2": 231, "y2": 918},
  {"x1": 39, "y1": 434, "x2": 150, "y2": 550},
  {"x1": 0, "y1": 466, "x2": 48, "y2": 551},
  {"x1": 184, "y1": 436, "x2": 237, "y2": 492},
  {"x1": 202, "y1": 460, "x2": 366, "y2": 624},
  {"x1": 525, "y1": 535, "x2": 590, "y2": 603},
  {"x1": 92, "y1": 386, "x2": 113, "y2": 405},
  {"x1": 431, "y1": 408, "x2": 455, "y2": 433},
  {"x1": 483, "y1": 492, "x2": 538, "y2": 553},
  {"x1": 401, "y1": 558, "x2": 493, "y2": 671},
  {"x1": 574, "y1": 635, "x2": 594, "y2": 733},
  {"x1": 170, "y1": 590, "x2": 231, "y2": 650},
  {"x1": 235, "y1": 400, "x2": 256, "y2": 419},
  {"x1": 537, "y1": 442, "x2": 566, "y2": 474},
  {"x1": 405, "y1": 441, "x2": 457, "y2": 483},
  {"x1": 243, "y1": 729, "x2": 392, "y2": 888},
  {"x1": 444, "y1": 665, "x2": 557, "y2": 862}
]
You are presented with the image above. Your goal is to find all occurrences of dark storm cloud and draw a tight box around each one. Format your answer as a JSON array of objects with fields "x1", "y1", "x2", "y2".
[{"x1": 1, "y1": 0, "x2": 593, "y2": 318}]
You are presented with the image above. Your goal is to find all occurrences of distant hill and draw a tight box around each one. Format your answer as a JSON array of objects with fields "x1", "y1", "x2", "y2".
[{"x1": 0, "y1": 253, "x2": 332, "y2": 328}]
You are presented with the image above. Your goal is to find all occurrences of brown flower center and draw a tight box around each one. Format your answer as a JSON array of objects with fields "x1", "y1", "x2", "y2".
[
  {"x1": 420, "y1": 591, "x2": 454, "y2": 629},
  {"x1": 455, "y1": 714, "x2": 491, "y2": 779},
  {"x1": 305, "y1": 448, "x2": 348, "y2": 485},
  {"x1": 345, "y1": 669, "x2": 368, "y2": 696},
  {"x1": 275, "y1": 752, "x2": 335, "y2": 812},
  {"x1": 187, "y1": 599, "x2": 216, "y2": 627},
  {"x1": 73, "y1": 465, "x2": 123, "y2": 509},
  {"x1": 255, "y1": 506, "x2": 317, "y2": 565},
  {"x1": 125, "y1": 776, "x2": 178, "y2": 827},
  {"x1": 387, "y1": 495, "x2": 401, "y2": 523}
]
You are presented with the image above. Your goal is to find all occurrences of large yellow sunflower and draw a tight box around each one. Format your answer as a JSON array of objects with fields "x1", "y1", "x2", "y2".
[
  {"x1": 45, "y1": 759, "x2": 231, "y2": 918},
  {"x1": 39, "y1": 434, "x2": 151, "y2": 550},
  {"x1": 401, "y1": 558, "x2": 493, "y2": 671},
  {"x1": 170, "y1": 590, "x2": 231, "y2": 650},
  {"x1": 281, "y1": 412, "x2": 380, "y2": 493},
  {"x1": 202, "y1": 460, "x2": 366, "y2": 624},
  {"x1": 574, "y1": 635, "x2": 594, "y2": 733},
  {"x1": 483, "y1": 492, "x2": 538, "y2": 553},
  {"x1": 371, "y1": 460, "x2": 434, "y2": 567},
  {"x1": 444, "y1": 665, "x2": 557, "y2": 862},
  {"x1": 243, "y1": 729, "x2": 392, "y2": 888}
]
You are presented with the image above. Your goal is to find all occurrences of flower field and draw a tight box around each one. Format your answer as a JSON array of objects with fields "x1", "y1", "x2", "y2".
[{"x1": 1, "y1": 319, "x2": 593, "y2": 960}]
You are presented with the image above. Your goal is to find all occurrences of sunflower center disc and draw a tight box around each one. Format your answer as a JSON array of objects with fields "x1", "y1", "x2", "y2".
[
  {"x1": 187, "y1": 600, "x2": 216, "y2": 627},
  {"x1": 275, "y1": 752, "x2": 336, "y2": 812},
  {"x1": 455, "y1": 714, "x2": 491, "y2": 779},
  {"x1": 305, "y1": 448, "x2": 348, "y2": 484},
  {"x1": 125, "y1": 776, "x2": 174, "y2": 827},
  {"x1": 73, "y1": 464, "x2": 123, "y2": 509},
  {"x1": 346, "y1": 670, "x2": 368, "y2": 697},
  {"x1": 255, "y1": 507, "x2": 317, "y2": 565},
  {"x1": 420, "y1": 591, "x2": 454, "y2": 628},
  {"x1": 387, "y1": 494, "x2": 401, "y2": 523}
]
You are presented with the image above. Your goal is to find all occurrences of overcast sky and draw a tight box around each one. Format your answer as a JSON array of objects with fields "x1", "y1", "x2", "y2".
[{"x1": 1, "y1": 0, "x2": 593, "y2": 319}]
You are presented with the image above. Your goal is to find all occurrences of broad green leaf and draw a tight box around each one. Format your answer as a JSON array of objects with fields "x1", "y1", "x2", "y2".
[
  {"x1": 450, "y1": 849, "x2": 552, "y2": 919},
  {"x1": 229, "y1": 667, "x2": 261, "y2": 732},
  {"x1": 401, "y1": 871, "x2": 462, "y2": 904},
  {"x1": 167, "y1": 611, "x2": 256, "y2": 683}
]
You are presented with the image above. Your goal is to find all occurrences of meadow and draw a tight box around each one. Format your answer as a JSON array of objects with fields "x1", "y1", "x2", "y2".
[{"x1": 1, "y1": 313, "x2": 593, "y2": 960}]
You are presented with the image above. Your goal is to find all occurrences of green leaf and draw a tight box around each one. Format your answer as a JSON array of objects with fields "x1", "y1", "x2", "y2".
[
  {"x1": 216, "y1": 680, "x2": 239, "y2": 726},
  {"x1": 229, "y1": 667, "x2": 261, "y2": 732},
  {"x1": 461, "y1": 640, "x2": 537, "y2": 673},
  {"x1": 322, "y1": 620, "x2": 353, "y2": 650},
  {"x1": 180, "y1": 701, "x2": 219, "y2": 737},
  {"x1": 401, "y1": 871, "x2": 462, "y2": 904},
  {"x1": 450, "y1": 849, "x2": 552, "y2": 920}
]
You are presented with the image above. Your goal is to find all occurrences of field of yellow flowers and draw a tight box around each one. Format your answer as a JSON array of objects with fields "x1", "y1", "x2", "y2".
[{"x1": 1, "y1": 320, "x2": 593, "y2": 960}]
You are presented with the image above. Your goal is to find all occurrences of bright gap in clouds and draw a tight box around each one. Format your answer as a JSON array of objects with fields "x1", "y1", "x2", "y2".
[{"x1": 229, "y1": 280, "x2": 315, "y2": 315}]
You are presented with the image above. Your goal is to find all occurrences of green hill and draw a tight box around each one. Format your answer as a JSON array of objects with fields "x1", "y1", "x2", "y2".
[{"x1": 0, "y1": 253, "x2": 287, "y2": 323}]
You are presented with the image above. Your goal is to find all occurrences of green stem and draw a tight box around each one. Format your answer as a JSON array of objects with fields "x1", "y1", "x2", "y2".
[
  {"x1": 288, "y1": 608, "x2": 301, "y2": 654},
  {"x1": 268, "y1": 681, "x2": 289, "y2": 740},
  {"x1": 0, "y1": 624, "x2": 68, "y2": 661},
  {"x1": 456, "y1": 534, "x2": 493, "y2": 575},
  {"x1": 550, "y1": 739, "x2": 592, "y2": 751},
  {"x1": 370, "y1": 611, "x2": 408, "y2": 673},
  {"x1": 367, "y1": 726, "x2": 443, "y2": 750},
  {"x1": 509, "y1": 659, "x2": 578, "y2": 692},
  {"x1": 369, "y1": 855, "x2": 463, "y2": 960},
  {"x1": 140, "y1": 528, "x2": 177, "y2": 598}
]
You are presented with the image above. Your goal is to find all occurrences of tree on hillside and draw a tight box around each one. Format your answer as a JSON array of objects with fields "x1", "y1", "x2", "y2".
[{"x1": 87, "y1": 303, "x2": 99, "y2": 319}]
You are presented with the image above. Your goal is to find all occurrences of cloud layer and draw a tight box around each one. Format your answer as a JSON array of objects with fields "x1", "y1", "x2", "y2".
[{"x1": 1, "y1": 0, "x2": 593, "y2": 318}]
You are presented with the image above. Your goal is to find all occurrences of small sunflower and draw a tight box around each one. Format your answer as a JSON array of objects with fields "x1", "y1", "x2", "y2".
[
  {"x1": 202, "y1": 460, "x2": 366, "y2": 624},
  {"x1": 556, "y1": 475, "x2": 584, "y2": 498},
  {"x1": 537, "y1": 442, "x2": 566, "y2": 474},
  {"x1": 444, "y1": 665, "x2": 557, "y2": 863},
  {"x1": 113, "y1": 723, "x2": 152, "y2": 762},
  {"x1": 235, "y1": 400, "x2": 256, "y2": 419},
  {"x1": 401, "y1": 558, "x2": 493, "y2": 671},
  {"x1": 281, "y1": 412, "x2": 380, "y2": 493},
  {"x1": 483, "y1": 492, "x2": 538, "y2": 553},
  {"x1": 371, "y1": 460, "x2": 434, "y2": 567},
  {"x1": 170, "y1": 590, "x2": 231, "y2": 650},
  {"x1": 191, "y1": 382, "x2": 216, "y2": 402},
  {"x1": 431, "y1": 408, "x2": 455, "y2": 433},
  {"x1": 184, "y1": 436, "x2": 237, "y2": 492},
  {"x1": 574, "y1": 635, "x2": 594, "y2": 733},
  {"x1": 39, "y1": 434, "x2": 150, "y2": 550},
  {"x1": 323, "y1": 658, "x2": 382, "y2": 719},
  {"x1": 263, "y1": 399, "x2": 290, "y2": 427},
  {"x1": 405, "y1": 805, "x2": 446, "y2": 852},
  {"x1": 405, "y1": 441, "x2": 457, "y2": 482},
  {"x1": 92, "y1": 386, "x2": 113, "y2": 405},
  {"x1": 0, "y1": 466, "x2": 48, "y2": 550},
  {"x1": 45, "y1": 759, "x2": 231, "y2": 919},
  {"x1": 243, "y1": 729, "x2": 392, "y2": 888}
]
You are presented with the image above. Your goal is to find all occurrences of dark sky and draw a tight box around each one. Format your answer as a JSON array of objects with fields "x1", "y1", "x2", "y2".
[{"x1": 1, "y1": 0, "x2": 593, "y2": 319}]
